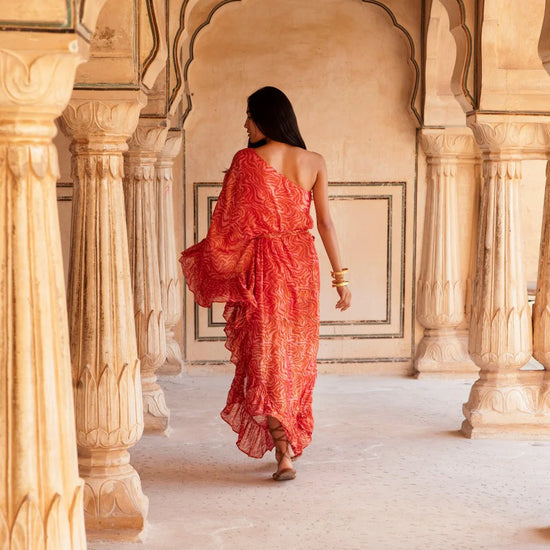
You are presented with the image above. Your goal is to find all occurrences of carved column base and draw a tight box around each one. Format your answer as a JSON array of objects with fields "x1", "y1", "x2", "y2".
[
  {"x1": 80, "y1": 450, "x2": 148, "y2": 538},
  {"x1": 158, "y1": 327, "x2": 184, "y2": 376},
  {"x1": 461, "y1": 370, "x2": 550, "y2": 438},
  {"x1": 414, "y1": 329, "x2": 479, "y2": 378},
  {"x1": 536, "y1": 371, "x2": 550, "y2": 414},
  {"x1": 142, "y1": 375, "x2": 170, "y2": 433}
]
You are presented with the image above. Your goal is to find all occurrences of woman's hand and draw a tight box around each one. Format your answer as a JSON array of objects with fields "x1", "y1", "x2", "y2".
[{"x1": 335, "y1": 285, "x2": 351, "y2": 311}]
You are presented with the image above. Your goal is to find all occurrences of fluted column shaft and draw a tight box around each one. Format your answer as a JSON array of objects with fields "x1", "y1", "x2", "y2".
[
  {"x1": 415, "y1": 128, "x2": 479, "y2": 377},
  {"x1": 60, "y1": 91, "x2": 149, "y2": 536},
  {"x1": 533, "y1": 160, "x2": 550, "y2": 413},
  {"x1": 156, "y1": 133, "x2": 184, "y2": 376},
  {"x1": 124, "y1": 119, "x2": 170, "y2": 433},
  {"x1": 0, "y1": 46, "x2": 86, "y2": 548},
  {"x1": 462, "y1": 116, "x2": 537, "y2": 438},
  {"x1": 468, "y1": 157, "x2": 531, "y2": 367}
]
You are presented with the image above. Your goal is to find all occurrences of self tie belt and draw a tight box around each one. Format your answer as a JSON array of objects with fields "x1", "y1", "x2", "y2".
[{"x1": 254, "y1": 229, "x2": 310, "y2": 240}]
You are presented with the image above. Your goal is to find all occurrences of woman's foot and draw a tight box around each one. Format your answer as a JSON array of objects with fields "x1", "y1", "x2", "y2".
[{"x1": 268, "y1": 416, "x2": 296, "y2": 481}]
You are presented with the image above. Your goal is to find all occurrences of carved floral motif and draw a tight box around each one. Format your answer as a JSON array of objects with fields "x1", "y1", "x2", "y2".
[
  {"x1": 0, "y1": 49, "x2": 81, "y2": 110},
  {"x1": 75, "y1": 361, "x2": 143, "y2": 448},
  {"x1": 420, "y1": 129, "x2": 479, "y2": 158},
  {"x1": 0, "y1": 485, "x2": 85, "y2": 550},
  {"x1": 61, "y1": 96, "x2": 146, "y2": 139},
  {"x1": 82, "y1": 460, "x2": 148, "y2": 529},
  {"x1": 465, "y1": 383, "x2": 539, "y2": 415}
]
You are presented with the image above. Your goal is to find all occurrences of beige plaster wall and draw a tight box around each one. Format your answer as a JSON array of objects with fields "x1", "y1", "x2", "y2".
[{"x1": 182, "y1": 0, "x2": 421, "y2": 371}]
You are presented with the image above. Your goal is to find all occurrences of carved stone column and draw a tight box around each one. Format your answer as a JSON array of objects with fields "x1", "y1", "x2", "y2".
[
  {"x1": 124, "y1": 119, "x2": 170, "y2": 433},
  {"x1": 0, "y1": 46, "x2": 86, "y2": 548},
  {"x1": 533, "y1": 159, "x2": 550, "y2": 415},
  {"x1": 156, "y1": 133, "x2": 184, "y2": 376},
  {"x1": 415, "y1": 128, "x2": 479, "y2": 377},
  {"x1": 462, "y1": 115, "x2": 536, "y2": 437},
  {"x1": 60, "y1": 91, "x2": 149, "y2": 535}
]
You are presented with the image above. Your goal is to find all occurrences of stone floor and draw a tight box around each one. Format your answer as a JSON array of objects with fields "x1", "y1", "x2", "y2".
[{"x1": 89, "y1": 373, "x2": 550, "y2": 550}]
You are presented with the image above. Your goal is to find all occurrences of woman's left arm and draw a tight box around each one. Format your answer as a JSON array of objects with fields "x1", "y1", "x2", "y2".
[{"x1": 312, "y1": 155, "x2": 351, "y2": 311}]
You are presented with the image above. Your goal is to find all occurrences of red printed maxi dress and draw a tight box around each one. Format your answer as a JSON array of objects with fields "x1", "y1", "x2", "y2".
[{"x1": 180, "y1": 148, "x2": 320, "y2": 459}]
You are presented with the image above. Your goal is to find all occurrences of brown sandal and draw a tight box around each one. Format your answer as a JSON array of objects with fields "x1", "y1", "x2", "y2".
[{"x1": 269, "y1": 421, "x2": 296, "y2": 481}]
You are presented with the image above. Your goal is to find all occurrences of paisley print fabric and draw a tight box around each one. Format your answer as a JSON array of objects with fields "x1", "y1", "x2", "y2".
[{"x1": 180, "y1": 148, "x2": 320, "y2": 458}]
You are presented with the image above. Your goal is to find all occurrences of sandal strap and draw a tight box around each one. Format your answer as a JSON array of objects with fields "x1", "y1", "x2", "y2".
[{"x1": 269, "y1": 421, "x2": 293, "y2": 461}]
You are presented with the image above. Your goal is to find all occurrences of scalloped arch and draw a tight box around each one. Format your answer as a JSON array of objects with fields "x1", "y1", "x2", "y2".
[{"x1": 177, "y1": 0, "x2": 423, "y2": 125}]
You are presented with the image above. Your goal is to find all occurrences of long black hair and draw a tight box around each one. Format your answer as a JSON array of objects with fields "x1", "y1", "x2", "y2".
[{"x1": 247, "y1": 86, "x2": 307, "y2": 150}]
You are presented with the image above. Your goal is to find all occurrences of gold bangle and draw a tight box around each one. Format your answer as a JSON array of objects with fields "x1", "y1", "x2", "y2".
[
  {"x1": 331, "y1": 268, "x2": 349, "y2": 277},
  {"x1": 332, "y1": 281, "x2": 349, "y2": 288}
]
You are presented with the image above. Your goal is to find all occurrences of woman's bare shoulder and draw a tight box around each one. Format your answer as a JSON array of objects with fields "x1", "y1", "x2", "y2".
[{"x1": 296, "y1": 148, "x2": 326, "y2": 169}]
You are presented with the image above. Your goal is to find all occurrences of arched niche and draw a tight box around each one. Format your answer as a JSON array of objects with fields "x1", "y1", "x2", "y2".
[
  {"x1": 183, "y1": 0, "x2": 421, "y2": 179},
  {"x1": 182, "y1": 0, "x2": 422, "y2": 368},
  {"x1": 178, "y1": 0, "x2": 422, "y2": 126}
]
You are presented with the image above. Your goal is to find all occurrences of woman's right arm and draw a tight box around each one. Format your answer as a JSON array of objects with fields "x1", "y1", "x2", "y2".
[{"x1": 312, "y1": 154, "x2": 351, "y2": 311}]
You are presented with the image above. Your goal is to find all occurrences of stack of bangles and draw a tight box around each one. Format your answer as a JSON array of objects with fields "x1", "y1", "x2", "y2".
[{"x1": 331, "y1": 268, "x2": 349, "y2": 288}]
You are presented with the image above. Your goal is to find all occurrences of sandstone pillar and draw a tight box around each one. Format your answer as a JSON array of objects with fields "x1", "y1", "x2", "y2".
[
  {"x1": 124, "y1": 119, "x2": 170, "y2": 433},
  {"x1": 462, "y1": 117, "x2": 536, "y2": 437},
  {"x1": 60, "y1": 91, "x2": 149, "y2": 535},
  {"x1": 0, "y1": 45, "x2": 86, "y2": 548},
  {"x1": 533, "y1": 160, "x2": 550, "y2": 413},
  {"x1": 156, "y1": 133, "x2": 184, "y2": 376},
  {"x1": 415, "y1": 128, "x2": 479, "y2": 377}
]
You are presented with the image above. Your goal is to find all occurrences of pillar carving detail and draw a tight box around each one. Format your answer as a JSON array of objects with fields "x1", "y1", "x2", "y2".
[
  {"x1": 60, "y1": 92, "x2": 149, "y2": 535},
  {"x1": 156, "y1": 133, "x2": 184, "y2": 376},
  {"x1": 124, "y1": 119, "x2": 170, "y2": 433},
  {"x1": 533, "y1": 158, "x2": 550, "y2": 415},
  {"x1": 462, "y1": 116, "x2": 536, "y2": 438},
  {"x1": 415, "y1": 128, "x2": 479, "y2": 376},
  {"x1": 0, "y1": 48, "x2": 86, "y2": 549}
]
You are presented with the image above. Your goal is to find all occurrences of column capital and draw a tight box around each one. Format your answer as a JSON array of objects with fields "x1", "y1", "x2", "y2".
[
  {"x1": 0, "y1": 46, "x2": 82, "y2": 116},
  {"x1": 61, "y1": 90, "x2": 147, "y2": 144},
  {"x1": 420, "y1": 127, "x2": 479, "y2": 159},
  {"x1": 466, "y1": 113, "x2": 550, "y2": 157},
  {"x1": 128, "y1": 118, "x2": 169, "y2": 154},
  {"x1": 159, "y1": 132, "x2": 183, "y2": 159},
  {"x1": 0, "y1": 47, "x2": 82, "y2": 146}
]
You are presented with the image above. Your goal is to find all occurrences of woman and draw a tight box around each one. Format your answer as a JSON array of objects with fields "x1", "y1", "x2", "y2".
[{"x1": 180, "y1": 86, "x2": 351, "y2": 481}]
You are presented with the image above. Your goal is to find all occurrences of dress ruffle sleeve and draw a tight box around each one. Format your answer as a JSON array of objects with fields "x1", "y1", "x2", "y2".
[{"x1": 179, "y1": 151, "x2": 257, "y2": 308}]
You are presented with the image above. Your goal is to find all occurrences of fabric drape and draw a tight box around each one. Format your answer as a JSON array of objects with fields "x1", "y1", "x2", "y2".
[{"x1": 180, "y1": 148, "x2": 320, "y2": 458}]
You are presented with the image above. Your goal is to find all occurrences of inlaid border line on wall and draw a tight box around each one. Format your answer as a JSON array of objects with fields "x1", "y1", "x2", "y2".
[
  {"x1": 56, "y1": 181, "x2": 73, "y2": 201},
  {"x1": 192, "y1": 181, "x2": 406, "y2": 341}
]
